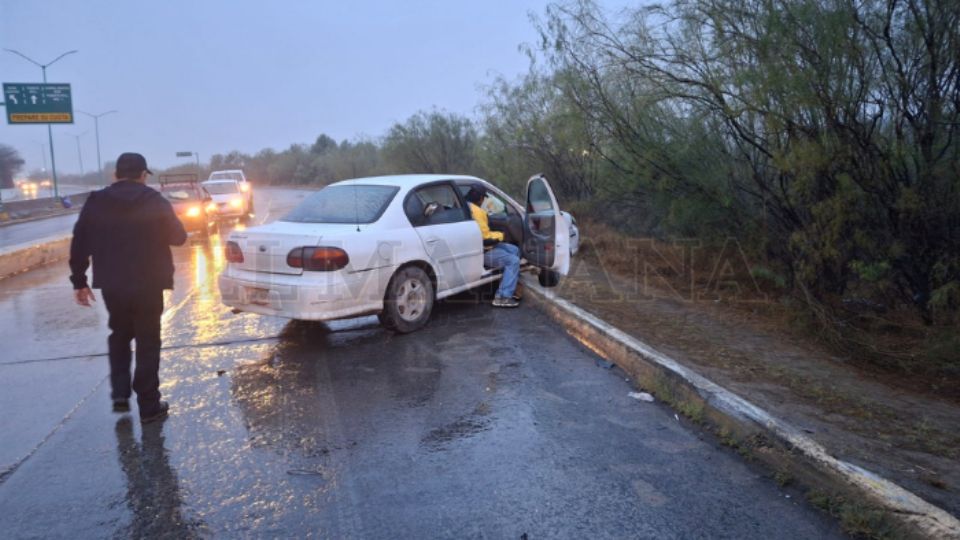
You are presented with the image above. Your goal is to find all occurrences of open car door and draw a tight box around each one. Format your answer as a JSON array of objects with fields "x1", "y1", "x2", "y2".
[{"x1": 521, "y1": 174, "x2": 570, "y2": 278}]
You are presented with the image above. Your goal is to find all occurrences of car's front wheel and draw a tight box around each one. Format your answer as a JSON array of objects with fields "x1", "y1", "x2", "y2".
[{"x1": 379, "y1": 266, "x2": 434, "y2": 333}]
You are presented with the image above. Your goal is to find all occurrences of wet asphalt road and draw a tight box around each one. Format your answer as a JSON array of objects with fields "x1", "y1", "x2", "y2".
[
  {"x1": 0, "y1": 186, "x2": 93, "y2": 248},
  {"x1": 0, "y1": 189, "x2": 844, "y2": 538},
  {"x1": 0, "y1": 211, "x2": 79, "y2": 248}
]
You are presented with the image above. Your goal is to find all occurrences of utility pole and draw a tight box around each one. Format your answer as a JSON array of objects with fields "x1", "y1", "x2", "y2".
[
  {"x1": 33, "y1": 141, "x2": 48, "y2": 172},
  {"x1": 176, "y1": 151, "x2": 202, "y2": 177},
  {"x1": 71, "y1": 131, "x2": 88, "y2": 177},
  {"x1": 4, "y1": 48, "x2": 78, "y2": 200},
  {"x1": 78, "y1": 110, "x2": 118, "y2": 188}
]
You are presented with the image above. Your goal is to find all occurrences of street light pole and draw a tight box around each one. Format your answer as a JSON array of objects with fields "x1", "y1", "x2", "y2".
[
  {"x1": 3, "y1": 48, "x2": 78, "y2": 200},
  {"x1": 71, "y1": 131, "x2": 88, "y2": 177},
  {"x1": 176, "y1": 151, "x2": 202, "y2": 177},
  {"x1": 77, "y1": 110, "x2": 118, "y2": 188},
  {"x1": 33, "y1": 141, "x2": 48, "y2": 171}
]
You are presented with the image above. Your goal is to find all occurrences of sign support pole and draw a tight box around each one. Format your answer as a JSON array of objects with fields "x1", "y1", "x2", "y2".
[{"x1": 40, "y1": 66, "x2": 61, "y2": 200}]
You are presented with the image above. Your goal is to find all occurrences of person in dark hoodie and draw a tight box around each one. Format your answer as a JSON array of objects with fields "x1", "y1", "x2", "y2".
[{"x1": 70, "y1": 152, "x2": 187, "y2": 423}]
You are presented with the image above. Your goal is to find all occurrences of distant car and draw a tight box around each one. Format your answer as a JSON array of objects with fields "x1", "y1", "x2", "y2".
[
  {"x1": 219, "y1": 174, "x2": 574, "y2": 333},
  {"x1": 202, "y1": 179, "x2": 251, "y2": 222},
  {"x1": 159, "y1": 175, "x2": 218, "y2": 238},
  {"x1": 208, "y1": 169, "x2": 254, "y2": 214}
]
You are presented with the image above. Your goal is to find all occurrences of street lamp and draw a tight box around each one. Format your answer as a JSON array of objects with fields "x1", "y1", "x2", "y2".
[
  {"x1": 3, "y1": 48, "x2": 78, "y2": 200},
  {"x1": 68, "y1": 131, "x2": 89, "y2": 177},
  {"x1": 31, "y1": 140, "x2": 48, "y2": 172},
  {"x1": 77, "y1": 109, "x2": 118, "y2": 187},
  {"x1": 30, "y1": 140, "x2": 50, "y2": 196},
  {"x1": 176, "y1": 151, "x2": 201, "y2": 177}
]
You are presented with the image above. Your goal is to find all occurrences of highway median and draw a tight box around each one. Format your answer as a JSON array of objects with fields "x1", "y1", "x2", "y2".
[{"x1": 0, "y1": 234, "x2": 72, "y2": 280}]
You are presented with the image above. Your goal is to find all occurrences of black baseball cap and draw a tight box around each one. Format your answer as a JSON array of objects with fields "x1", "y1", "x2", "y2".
[
  {"x1": 115, "y1": 152, "x2": 153, "y2": 179},
  {"x1": 465, "y1": 185, "x2": 486, "y2": 204}
]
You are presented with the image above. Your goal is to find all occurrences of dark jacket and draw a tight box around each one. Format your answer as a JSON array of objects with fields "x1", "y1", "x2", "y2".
[{"x1": 69, "y1": 180, "x2": 187, "y2": 291}]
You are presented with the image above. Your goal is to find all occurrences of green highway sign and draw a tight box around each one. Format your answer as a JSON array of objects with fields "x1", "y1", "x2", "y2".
[{"x1": 3, "y1": 82, "x2": 74, "y2": 124}]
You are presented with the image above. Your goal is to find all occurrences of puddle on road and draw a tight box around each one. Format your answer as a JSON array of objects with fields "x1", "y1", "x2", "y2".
[{"x1": 420, "y1": 402, "x2": 493, "y2": 451}]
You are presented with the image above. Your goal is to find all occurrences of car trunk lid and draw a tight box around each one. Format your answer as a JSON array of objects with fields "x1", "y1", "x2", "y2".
[{"x1": 228, "y1": 221, "x2": 357, "y2": 276}]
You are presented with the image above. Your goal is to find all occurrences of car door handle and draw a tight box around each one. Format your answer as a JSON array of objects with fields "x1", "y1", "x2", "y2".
[{"x1": 425, "y1": 238, "x2": 440, "y2": 244}]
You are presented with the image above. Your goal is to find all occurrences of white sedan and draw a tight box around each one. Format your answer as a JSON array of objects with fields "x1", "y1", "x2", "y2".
[{"x1": 219, "y1": 174, "x2": 574, "y2": 332}]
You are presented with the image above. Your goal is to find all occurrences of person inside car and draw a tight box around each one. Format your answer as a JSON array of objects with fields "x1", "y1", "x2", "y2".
[{"x1": 465, "y1": 186, "x2": 521, "y2": 308}]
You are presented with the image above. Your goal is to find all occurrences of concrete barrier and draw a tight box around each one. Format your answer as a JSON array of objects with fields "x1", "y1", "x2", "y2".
[
  {"x1": 0, "y1": 234, "x2": 72, "y2": 280},
  {"x1": 0, "y1": 192, "x2": 91, "y2": 225},
  {"x1": 524, "y1": 277, "x2": 960, "y2": 540}
]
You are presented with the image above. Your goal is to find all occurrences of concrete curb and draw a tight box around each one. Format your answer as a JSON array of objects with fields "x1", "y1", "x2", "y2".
[
  {"x1": 0, "y1": 208, "x2": 80, "y2": 228},
  {"x1": 524, "y1": 277, "x2": 960, "y2": 540},
  {"x1": 0, "y1": 234, "x2": 72, "y2": 280}
]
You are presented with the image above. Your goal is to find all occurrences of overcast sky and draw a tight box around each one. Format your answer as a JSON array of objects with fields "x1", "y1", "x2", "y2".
[{"x1": 1, "y1": 0, "x2": 607, "y2": 175}]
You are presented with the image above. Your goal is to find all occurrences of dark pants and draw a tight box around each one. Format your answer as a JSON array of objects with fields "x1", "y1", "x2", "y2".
[{"x1": 102, "y1": 288, "x2": 165, "y2": 415}]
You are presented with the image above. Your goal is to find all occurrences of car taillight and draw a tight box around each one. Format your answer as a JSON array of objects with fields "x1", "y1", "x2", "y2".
[
  {"x1": 225, "y1": 241, "x2": 244, "y2": 263},
  {"x1": 287, "y1": 247, "x2": 349, "y2": 271}
]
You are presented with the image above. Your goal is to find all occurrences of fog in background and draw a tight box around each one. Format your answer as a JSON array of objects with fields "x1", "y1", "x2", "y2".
[{"x1": 0, "y1": 0, "x2": 564, "y2": 174}]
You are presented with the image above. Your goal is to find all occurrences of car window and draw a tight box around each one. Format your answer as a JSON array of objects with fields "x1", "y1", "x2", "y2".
[
  {"x1": 210, "y1": 172, "x2": 243, "y2": 181},
  {"x1": 282, "y1": 184, "x2": 398, "y2": 224},
  {"x1": 405, "y1": 183, "x2": 469, "y2": 226},
  {"x1": 481, "y1": 191, "x2": 507, "y2": 215},
  {"x1": 527, "y1": 178, "x2": 554, "y2": 213},
  {"x1": 203, "y1": 182, "x2": 239, "y2": 194},
  {"x1": 457, "y1": 183, "x2": 513, "y2": 216},
  {"x1": 163, "y1": 190, "x2": 192, "y2": 201}
]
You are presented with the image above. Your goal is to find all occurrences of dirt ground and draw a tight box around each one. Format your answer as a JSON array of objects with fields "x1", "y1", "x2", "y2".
[{"x1": 555, "y1": 225, "x2": 960, "y2": 518}]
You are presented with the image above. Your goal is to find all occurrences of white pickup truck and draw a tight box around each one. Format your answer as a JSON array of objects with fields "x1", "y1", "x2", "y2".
[{"x1": 203, "y1": 169, "x2": 254, "y2": 222}]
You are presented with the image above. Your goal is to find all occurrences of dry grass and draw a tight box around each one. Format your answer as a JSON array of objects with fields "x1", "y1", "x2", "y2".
[
  {"x1": 575, "y1": 220, "x2": 960, "y2": 399},
  {"x1": 563, "y1": 220, "x2": 960, "y2": 461}
]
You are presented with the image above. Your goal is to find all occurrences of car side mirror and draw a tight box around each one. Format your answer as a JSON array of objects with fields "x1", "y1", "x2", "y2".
[{"x1": 424, "y1": 202, "x2": 440, "y2": 218}]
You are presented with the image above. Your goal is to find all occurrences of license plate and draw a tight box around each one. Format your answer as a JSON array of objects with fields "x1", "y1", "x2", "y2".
[{"x1": 246, "y1": 287, "x2": 270, "y2": 306}]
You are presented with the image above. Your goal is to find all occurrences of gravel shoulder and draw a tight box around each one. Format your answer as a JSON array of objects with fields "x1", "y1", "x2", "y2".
[{"x1": 554, "y1": 250, "x2": 960, "y2": 518}]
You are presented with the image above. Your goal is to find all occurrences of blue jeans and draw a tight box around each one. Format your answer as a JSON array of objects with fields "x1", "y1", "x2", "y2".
[{"x1": 485, "y1": 243, "x2": 520, "y2": 298}]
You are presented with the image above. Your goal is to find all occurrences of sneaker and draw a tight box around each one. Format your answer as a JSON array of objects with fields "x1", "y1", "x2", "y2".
[
  {"x1": 140, "y1": 401, "x2": 169, "y2": 424},
  {"x1": 112, "y1": 399, "x2": 130, "y2": 413},
  {"x1": 493, "y1": 296, "x2": 520, "y2": 308}
]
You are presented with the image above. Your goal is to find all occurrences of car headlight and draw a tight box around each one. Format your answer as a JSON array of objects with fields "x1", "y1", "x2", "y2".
[
  {"x1": 186, "y1": 206, "x2": 202, "y2": 218},
  {"x1": 239, "y1": 184, "x2": 250, "y2": 193},
  {"x1": 230, "y1": 197, "x2": 243, "y2": 208},
  {"x1": 206, "y1": 202, "x2": 218, "y2": 213}
]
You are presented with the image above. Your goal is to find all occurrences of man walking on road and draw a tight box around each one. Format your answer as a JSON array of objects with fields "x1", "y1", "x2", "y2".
[{"x1": 69, "y1": 152, "x2": 187, "y2": 423}]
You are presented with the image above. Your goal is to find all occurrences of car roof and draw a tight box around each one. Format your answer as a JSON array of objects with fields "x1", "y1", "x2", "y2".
[
  {"x1": 331, "y1": 174, "x2": 482, "y2": 187},
  {"x1": 202, "y1": 179, "x2": 238, "y2": 184},
  {"x1": 329, "y1": 174, "x2": 483, "y2": 190}
]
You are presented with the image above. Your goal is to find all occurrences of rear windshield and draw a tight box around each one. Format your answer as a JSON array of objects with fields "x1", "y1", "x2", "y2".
[
  {"x1": 203, "y1": 182, "x2": 239, "y2": 194},
  {"x1": 162, "y1": 189, "x2": 202, "y2": 201},
  {"x1": 282, "y1": 185, "x2": 399, "y2": 224}
]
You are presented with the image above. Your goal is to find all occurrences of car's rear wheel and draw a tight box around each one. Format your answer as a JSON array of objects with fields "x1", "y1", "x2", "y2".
[
  {"x1": 538, "y1": 269, "x2": 560, "y2": 287},
  {"x1": 379, "y1": 266, "x2": 434, "y2": 333}
]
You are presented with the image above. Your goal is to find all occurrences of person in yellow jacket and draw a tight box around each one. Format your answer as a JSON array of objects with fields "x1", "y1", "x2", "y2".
[{"x1": 465, "y1": 186, "x2": 521, "y2": 308}]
